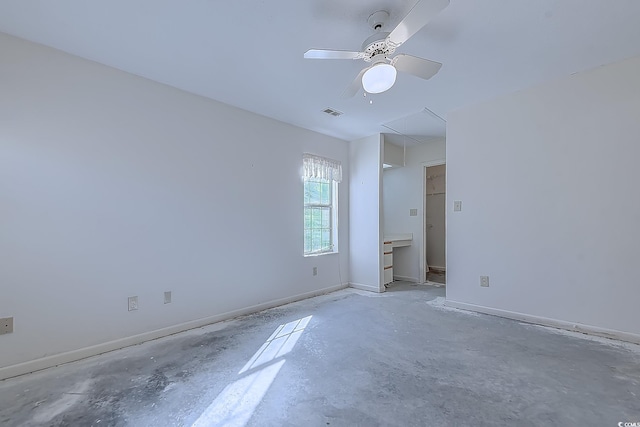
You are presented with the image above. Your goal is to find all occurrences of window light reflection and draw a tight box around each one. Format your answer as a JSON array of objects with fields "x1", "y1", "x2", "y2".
[{"x1": 191, "y1": 315, "x2": 313, "y2": 427}]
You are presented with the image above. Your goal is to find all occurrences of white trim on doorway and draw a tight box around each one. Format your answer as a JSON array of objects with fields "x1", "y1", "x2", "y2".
[{"x1": 420, "y1": 159, "x2": 446, "y2": 284}]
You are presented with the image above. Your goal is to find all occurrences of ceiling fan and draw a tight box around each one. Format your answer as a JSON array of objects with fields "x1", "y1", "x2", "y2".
[{"x1": 304, "y1": 0, "x2": 449, "y2": 97}]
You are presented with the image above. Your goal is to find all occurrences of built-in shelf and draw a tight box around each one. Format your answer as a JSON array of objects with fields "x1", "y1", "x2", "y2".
[
  {"x1": 382, "y1": 234, "x2": 413, "y2": 286},
  {"x1": 383, "y1": 233, "x2": 413, "y2": 248}
]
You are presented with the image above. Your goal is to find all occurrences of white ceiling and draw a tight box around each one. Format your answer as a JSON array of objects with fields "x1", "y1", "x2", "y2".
[{"x1": 1, "y1": 0, "x2": 640, "y2": 142}]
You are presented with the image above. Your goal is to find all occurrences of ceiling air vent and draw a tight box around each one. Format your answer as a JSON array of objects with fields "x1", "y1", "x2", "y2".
[{"x1": 322, "y1": 108, "x2": 343, "y2": 117}]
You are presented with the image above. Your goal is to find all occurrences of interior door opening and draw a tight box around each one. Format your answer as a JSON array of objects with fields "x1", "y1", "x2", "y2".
[{"x1": 424, "y1": 163, "x2": 446, "y2": 285}]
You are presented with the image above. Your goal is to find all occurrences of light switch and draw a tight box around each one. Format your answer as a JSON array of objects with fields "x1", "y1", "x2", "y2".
[
  {"x1": 454, "y1": 201, "x2": 462, "y2": 212},
  {"x1": 409, "y1": 209, "x2": 418, "y2": 216}
]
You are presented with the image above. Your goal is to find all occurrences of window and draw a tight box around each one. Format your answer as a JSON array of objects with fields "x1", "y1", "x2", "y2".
[
  {"x1": 304, "y1": 178, "x2": 335, "y2": 254},
  {"x1": 303, "y1": 154, "x2": 341, "y2": 256}
]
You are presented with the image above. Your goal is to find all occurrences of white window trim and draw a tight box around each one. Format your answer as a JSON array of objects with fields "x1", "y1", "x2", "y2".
[{"x1": 303, "y1": 179, "x2": 338, "y2": 257}]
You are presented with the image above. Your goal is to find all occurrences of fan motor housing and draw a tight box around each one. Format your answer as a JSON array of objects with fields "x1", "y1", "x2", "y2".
[{"x1": 361, "y1": 32, "x2": 395, "y2": 62}]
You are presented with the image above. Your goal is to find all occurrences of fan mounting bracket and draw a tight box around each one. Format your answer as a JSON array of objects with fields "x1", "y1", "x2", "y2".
[{"x1": 367, "y1": 10, "x2": 390, "y2": 31}]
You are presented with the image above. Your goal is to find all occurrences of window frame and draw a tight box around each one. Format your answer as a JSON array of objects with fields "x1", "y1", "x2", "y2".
[{"x1": 303, "y1": 177, "x2": 338, "y2": 256}]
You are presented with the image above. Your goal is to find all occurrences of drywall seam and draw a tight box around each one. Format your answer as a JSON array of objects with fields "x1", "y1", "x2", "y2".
[
  {"x1": 0, "y1": 283, "x2": 347, "y2": 381},
  {"x1": 445, "y1": 300, "x2": 640, "y2": 345},
  {"x1": 349, "y1": 282, "x2": 383, "y2": 293}
]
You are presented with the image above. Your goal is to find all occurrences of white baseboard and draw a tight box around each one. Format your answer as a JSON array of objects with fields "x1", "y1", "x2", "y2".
[
  {"x1": 393, "y1": 275, "x2": 419, "y2": 283},
  {"x1": 0, "y1": 283, "x2": 348, "y2": 381},
  {"x1": 445, "y1": 300, "x2": 640, "y2": 345},
  {"x1": 349, "y1": 282, "x2": 383, "y2": 293}
]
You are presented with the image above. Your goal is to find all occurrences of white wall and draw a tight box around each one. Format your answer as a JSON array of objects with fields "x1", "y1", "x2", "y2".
[
  {"x1": 349, "y1": 134, "x2": 383, "y2": 292},
  {"x1": 382, "y1": 140, "x2": 446, "y2": 282},
  {"x1": 0, "y1": 33, "x2": 350, "y2": 375},
  {"x1": 447, "y1": 55, "x2": 640, "y2": 339}
]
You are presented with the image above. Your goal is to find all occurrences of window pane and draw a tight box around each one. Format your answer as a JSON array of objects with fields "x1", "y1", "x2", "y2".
[
  {"x1": 321, "y1": 208, "x2": 330, "y2": 228},
  {"x1": 320, "y1": 181, "x2": 330, "y2": 205},
  {"x1": 304, "y1": 230, "x2": 312, "y2": 253},
  {"x1": 312, "y1": 229, "x2": 322, "y2": 251},
  {"x1": 304, "y1": 182, "x2": 311, "y2": 204},
  {"x1": 304, "y1": 208, "x2": 312, "y2": 229},
  {"x1": 309, "y1": 181, "x2": 321, "y2": 204},
  {"x1": 312, "y1": 208, "x2": 324, "y2": 228},
  {"x1": 321, "y1": 229, "x2": 331, "y2": 249}
]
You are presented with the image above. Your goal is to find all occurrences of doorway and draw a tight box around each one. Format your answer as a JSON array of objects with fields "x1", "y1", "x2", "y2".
[{"x1": 424, "y1": 164, "x2": 446, "y2": 285}]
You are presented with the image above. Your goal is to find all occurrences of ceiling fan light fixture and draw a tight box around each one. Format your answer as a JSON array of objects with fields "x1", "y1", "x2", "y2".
[{"x1": 362, "y1": 63, "x2": 397, "y2": 94}]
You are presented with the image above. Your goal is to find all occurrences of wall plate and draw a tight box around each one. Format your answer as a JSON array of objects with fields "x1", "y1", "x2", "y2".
[{"x1": 0, "y1": 317, "x2": 14, "y2": 335}]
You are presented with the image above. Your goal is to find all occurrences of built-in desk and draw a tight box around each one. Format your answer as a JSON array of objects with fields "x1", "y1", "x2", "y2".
[{"x1": 383, "y1": 234, "x2": 413, "y2": 285}]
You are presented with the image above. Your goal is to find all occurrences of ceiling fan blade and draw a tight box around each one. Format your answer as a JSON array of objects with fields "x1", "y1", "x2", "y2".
[
  {"x1": 304, "y1": 49, "x2": 364, "y2": 60},
  {"x1": 341, "y1": 67, "x2": 369, "y2": 98},
  {"x1": 392, "y1": 54, "x2": 442, "y2": 80},
  {"x1": 386, "y1": 0, "x2": 449, "y2": 47}
]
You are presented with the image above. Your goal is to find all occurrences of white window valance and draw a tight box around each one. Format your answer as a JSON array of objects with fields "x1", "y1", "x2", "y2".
[{"x1": 303, "y1": 153, "x2": 342, "y2": 183}]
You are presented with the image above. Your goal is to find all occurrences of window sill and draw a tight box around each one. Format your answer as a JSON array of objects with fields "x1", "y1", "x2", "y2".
[{"x1": 304, "y1": 251, "x2": 339, "y2": 257}]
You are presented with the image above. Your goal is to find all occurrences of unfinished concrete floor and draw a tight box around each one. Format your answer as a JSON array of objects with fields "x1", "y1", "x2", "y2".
[
  {"x1": 1, "y1": 282, "x2": 639, "y2": 426},
  {"x1": 426, "y1": 270, "x2": 446, "y2": 285}
]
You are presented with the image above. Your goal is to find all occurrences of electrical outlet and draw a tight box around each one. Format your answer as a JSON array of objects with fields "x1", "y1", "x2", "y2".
[
  {"x1": 164, "y1": 291, "x2": 172, "y2": 304},
  {"x1": 313, "y1": 267, "x2": 318, "y2": 276},
  {"x1": 0, "y1": 317, "x2": 14, "y2": 335},
  {"x1": 409, "y1": 208, "x2": 418, "y2": 216},
  {"x1": 480, "y1": 276, "x2": 490, "y2": 287},
  {"x1": 128, "y1": 296, "x2": 139, "y2": 311},
  {"x1": 454, "y1": 201, "x2": 462, "y2": 212}
]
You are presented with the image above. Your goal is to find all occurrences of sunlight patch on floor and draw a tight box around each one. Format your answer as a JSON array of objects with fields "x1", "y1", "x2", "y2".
[
  {"x1": 191, "y1": 316, "x2": 312, "y2": 427},
  {"x1": 239, "y1": 315, "x2": 312, "y2": 375}
]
